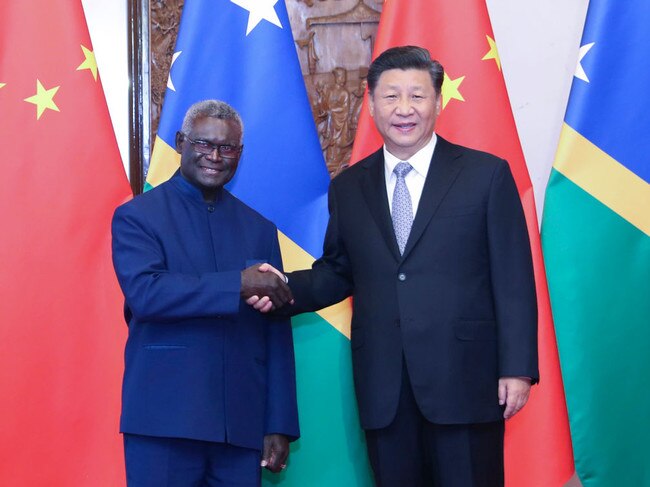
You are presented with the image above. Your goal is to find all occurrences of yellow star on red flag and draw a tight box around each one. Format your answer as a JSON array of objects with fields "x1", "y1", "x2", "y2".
[
  {"x1": 441, "y1": 72, "x2": 465, "y2": 109},
  {"x1": 24, "y1": 79, "x2": 60, "y2": 119},
  {"x1": 482, "y1": 35, "x2": 501, "y2": 71},
  {"x1": 0, "y1": 83, "x2": 6, "y2": 89},
  {"x1": 76, "y1": 45, "x2": 98, "y2": 81}
]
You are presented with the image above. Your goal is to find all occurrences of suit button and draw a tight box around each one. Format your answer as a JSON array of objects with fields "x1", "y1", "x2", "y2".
[
  {"x1": 398, "y1": 273, "x2": 406, "y2": 281},
  {"x1": 207, "y1": 205, "x2": 215, "y2": 213}
]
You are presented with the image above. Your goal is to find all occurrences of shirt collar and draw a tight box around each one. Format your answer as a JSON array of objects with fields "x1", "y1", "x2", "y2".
[
  {"x1": 383, "y1": 133, "x2": 437, "y2": 180},
  {"x1": 170, "y1": 169, "x2": 224, "y2": 204}
]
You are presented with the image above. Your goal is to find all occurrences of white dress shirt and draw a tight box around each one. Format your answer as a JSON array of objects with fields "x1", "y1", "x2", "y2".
[{"x1": 384, "y1": 134, "x2": 437, "y2": 217}]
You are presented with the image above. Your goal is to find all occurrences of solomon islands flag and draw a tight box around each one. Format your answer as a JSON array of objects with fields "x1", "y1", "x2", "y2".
[{"x1": 541, "y1": 1, "x2": 650, "y2": 486}]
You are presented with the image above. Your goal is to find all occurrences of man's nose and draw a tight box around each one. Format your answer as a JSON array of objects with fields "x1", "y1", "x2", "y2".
[
  {"x1": 395, "y1": 96, "x2": 413, "y2": 115},
  {"x1": 205, "y1": 148, "x2": 223, "y2": 161}
]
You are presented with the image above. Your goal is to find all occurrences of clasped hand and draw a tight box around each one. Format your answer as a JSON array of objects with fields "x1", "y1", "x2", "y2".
[{"x1": 241, "y1": 263, "x2": 292, "y2": 311}]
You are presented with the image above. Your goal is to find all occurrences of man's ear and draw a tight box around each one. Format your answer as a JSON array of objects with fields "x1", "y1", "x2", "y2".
[
  {"x1": 175, "y1": 131, "x2": 184, "y2": 154},
  {"x1": 368, "y1": 95, "x2": 375, "y2": 118}
]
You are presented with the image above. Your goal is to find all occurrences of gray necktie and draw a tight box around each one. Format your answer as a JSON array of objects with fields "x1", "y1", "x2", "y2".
[{"x1": 391, "y1": 162, "x2": 414, "y2": 255}]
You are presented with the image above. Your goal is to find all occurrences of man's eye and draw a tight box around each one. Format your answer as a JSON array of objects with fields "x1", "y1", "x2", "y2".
[
  {"x1": 219, "y1": 145, "x2": 237, "y2": 154},
  {"x1": 195, "y1": 140, "x2": 211, "y2": 149}
]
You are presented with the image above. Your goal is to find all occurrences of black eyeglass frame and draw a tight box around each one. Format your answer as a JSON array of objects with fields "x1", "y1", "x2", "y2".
[{"x1": 183, "y1": 134, "x2": 243, "y2": 159}]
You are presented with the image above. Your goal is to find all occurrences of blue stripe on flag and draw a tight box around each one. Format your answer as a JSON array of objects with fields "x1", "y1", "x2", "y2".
[{"x1": 564, "y1": 1, "x2": 650, "y2": 183}]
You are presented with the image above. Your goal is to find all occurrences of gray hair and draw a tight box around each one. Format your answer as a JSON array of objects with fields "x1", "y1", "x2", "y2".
[{"x1": 181, "y1": 99, "x2": 244, "y2": 142}]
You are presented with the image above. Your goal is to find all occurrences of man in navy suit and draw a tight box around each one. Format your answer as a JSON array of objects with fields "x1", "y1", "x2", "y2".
[
  {"x1": 112, "y1": 100, "x2": 298, "y2": 487},
  {"x1": 251, "y1": 46, "x2": 538, "y2": 487}
]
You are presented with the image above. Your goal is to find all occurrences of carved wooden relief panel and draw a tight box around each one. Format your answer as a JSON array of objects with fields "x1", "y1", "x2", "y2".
[
  {"x1": 146, "y1": 0, "x2": 384, "y2": 179},
  {"x1": 150, "y1": 0, "x2": 184, "y2": 137}
]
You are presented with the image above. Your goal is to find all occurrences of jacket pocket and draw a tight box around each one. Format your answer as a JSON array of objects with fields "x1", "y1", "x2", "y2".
[{"x1": 454, "y1": 320, "x2": 496, "y2": 341}]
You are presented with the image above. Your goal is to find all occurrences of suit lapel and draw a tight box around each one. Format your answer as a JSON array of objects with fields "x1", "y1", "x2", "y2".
[
  {"x1": 359, "y1": 150, "x2": 402, "y2": 261},
  {"x1": 401, "y1": 136, "x2": 463, "y2": 259}
]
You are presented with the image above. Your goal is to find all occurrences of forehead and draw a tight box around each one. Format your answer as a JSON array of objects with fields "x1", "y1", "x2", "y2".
[
  {"x1": 190, "y1": 116, "x2": 241, "y2": 141},
  {"x1": 375, "y1": 68, "x2": 434, "y2": 91}
]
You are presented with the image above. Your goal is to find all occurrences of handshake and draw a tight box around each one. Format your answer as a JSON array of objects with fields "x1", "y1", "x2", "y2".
[{"x1": 241, "y1": 263, "x2": 292, "y2": 313}]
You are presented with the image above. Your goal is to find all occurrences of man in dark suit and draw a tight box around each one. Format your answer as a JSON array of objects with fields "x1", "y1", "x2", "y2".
[
  {"x1": 250, "y1": 46, "x2": 538, "y2": 487},
  {"x1": 112, "y1": 100, "x2": 298, "y2": 486}
]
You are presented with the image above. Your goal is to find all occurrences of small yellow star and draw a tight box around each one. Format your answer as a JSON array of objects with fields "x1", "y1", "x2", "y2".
[
  {"x1": 0, "y1": 83, "x2": 6, "y2": 89},
  {"x1": 77, "y1": 45, "x2": 98, "y2": 81},
  {"x1": 24, "y1": 79, "x2": 60, "y2": 119},
  {"x1": 482, "y1": 35, "x2": 501, "y2": 71},
  {"x1": 441, "y1": 72, "x2": 465, "y2": 109}
]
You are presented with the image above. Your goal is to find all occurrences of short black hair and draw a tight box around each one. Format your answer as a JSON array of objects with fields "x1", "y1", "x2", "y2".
[{"x1": 367, "y1": 46, "x2": 444, "y2": 96}]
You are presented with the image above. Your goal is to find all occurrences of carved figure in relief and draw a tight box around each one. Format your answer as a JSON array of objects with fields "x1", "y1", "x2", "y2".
[
  {"x1": 296, "y1": 31, "x2": 319, "y2": 75},
  {"x1": 310, "y1": 81, "x2": 329, "y2": 145},
  {"x1": 350, "y1": 67, "x2": 368, "y2": 133},
  {"x1": 322, "y1": 67, "x2": 354, "y2": 174}
]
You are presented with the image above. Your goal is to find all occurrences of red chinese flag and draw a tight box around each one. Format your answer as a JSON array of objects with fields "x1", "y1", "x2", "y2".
[
  {"x1": 0, "y1": 1, "x2": 131, "y2": 484},
  {"x1": 351, "y1": 1, "x2": 575, "y2": 485}
]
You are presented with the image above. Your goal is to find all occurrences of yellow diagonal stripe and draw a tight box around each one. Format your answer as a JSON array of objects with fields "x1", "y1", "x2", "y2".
[
  {"x1": 554, "y1": 123, "x2": 650, "y2": 236},
  {"x1": 278, "y1": 231, "x2": 352, "y2": 339},
  {"x1": 148, "y1": 136, "x2": 181, "y2": 187}
]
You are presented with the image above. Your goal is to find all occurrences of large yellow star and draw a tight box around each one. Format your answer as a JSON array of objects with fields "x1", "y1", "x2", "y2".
[
  {"x1": 77, "y1": 45, "x2": 98, "y2": 81},
  {"x1": 24, "y1": 79, "x2": 60, "y2": 119},
  {"x1": 441, "y1": 72, "x2": 465, "y2": 109},
  {"x1": 482, "y1": 35, "x2": 501, "y2": 71}
]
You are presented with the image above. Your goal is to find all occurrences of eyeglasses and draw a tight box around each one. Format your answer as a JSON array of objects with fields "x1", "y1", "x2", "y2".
[{"x1": 184, "y1": 135, "x2": 242, "y2": 159}]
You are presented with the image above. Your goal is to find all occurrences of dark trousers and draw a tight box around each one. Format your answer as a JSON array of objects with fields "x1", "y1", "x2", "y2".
[
  {"x1": 364, "y1": 363, "x2": 504, "y2": 487},
  {"x1": 123, "y1": 434, "x2": 261, "y2": 487}
]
